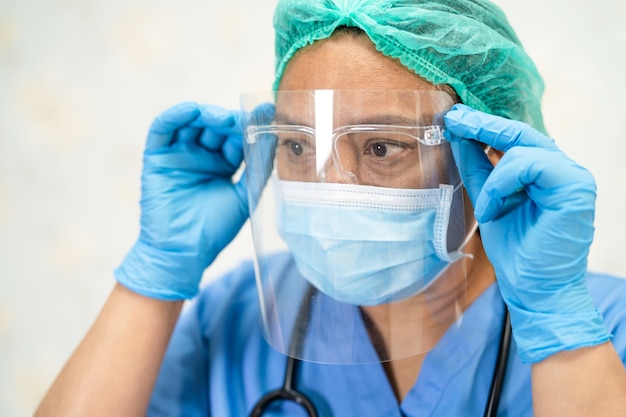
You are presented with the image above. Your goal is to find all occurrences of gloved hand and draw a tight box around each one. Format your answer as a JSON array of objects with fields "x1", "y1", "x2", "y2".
[
  {"x1": 444, "y1": 104, "x2": 610, "y2": 363},
  {"x1": 115, "y1": 102, "x2": 248, "y2": 300}
]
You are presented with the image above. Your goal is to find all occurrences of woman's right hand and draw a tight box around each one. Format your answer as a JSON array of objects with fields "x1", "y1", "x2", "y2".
[{"x1": 115, "y1": 102, "x2": 248, "y2": 300}]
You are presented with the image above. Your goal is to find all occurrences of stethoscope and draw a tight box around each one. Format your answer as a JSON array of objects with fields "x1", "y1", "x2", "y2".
[{"x1": 249, "y1": 288, "x2": 513, "y2": 417}]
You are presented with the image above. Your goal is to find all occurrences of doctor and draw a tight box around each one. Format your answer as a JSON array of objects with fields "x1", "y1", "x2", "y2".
[{"x1": 35, "y1": 1, "x2": 626, "y2": 416}]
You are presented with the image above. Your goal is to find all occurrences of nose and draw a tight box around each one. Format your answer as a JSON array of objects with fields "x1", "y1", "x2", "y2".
[{"x1": 319, "y1": 154, "x2": 358, "y2": 184}]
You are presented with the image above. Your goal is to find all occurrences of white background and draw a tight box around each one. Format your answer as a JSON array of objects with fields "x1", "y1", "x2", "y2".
[{"x1": 1, "y1": 1, "x2": 625, "y2": 415}]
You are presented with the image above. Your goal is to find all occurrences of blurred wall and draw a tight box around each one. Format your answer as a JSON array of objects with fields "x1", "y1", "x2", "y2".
[{"x1": 0, "y1": 0, "x2": 624, "y2": 415}]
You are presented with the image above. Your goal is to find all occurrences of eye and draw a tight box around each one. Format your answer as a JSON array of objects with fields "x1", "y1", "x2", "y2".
[
  {"x1": 277, "y1": 135, "x2": 314, "y2": 159},
  {"x1": 288, "y1": 140, "x2": 303, "y2": 156},
  {"x1": 364, "y1": 140, "x2": 407, "y2": 158},
  {"x1": 278, "y1": 139, "x2": 307, "y2": 157},
  {"x1": 370, "y1": 142, "x2": 388, "y2": 157}
]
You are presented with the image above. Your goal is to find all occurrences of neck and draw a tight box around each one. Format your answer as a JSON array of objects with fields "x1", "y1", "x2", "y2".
[{"x1": 361, "y1": 232, "x2": 495, "y2": 401}]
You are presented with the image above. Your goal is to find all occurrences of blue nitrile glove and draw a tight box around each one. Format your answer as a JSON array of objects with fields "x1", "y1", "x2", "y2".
[
  {"x1": 444, "y1": 104, "x2": 611, "y2": 363},
  {"x1": 115, "y1": 102, "x2": 248, "y2": 300}
]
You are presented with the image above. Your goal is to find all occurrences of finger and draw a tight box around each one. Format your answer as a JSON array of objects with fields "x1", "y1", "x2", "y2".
[
  {"x1": 222, "y1": 132, "x2": 244, "y2": 170},
  {"x1": 199, "y1": 102, "x2": 275, "y2": 169},
  {"x1": 244, "y1": 102, "x2": 276, "y2": 126},
  {"x1": 233, "y1": 169, "x2": 251, "y2": 215},
  {"x1": 473, "y1": 146, "x2": 591, "y2": 222},
  {"x1": 144, "y1": 146, "x2": 233, "y2": 174},
  {"x1": 146, "y1": 102, "x2": 200, "y2": 150},
  {"x1": 444, "y1": 104, "x2": 556, "y2": 151},
  {"x1": 195, "y1": 104, "x2": 238, "y2": 126},
  {"x1": 449, "y1": 137, "x2": 493, "y2": 208},
  {"x1": 172, "y1": 127, "x2": 202, "y2": 146},
  {"x1": 197, "y1": 127, "x2": 228, "y2": 152},
  {"x1": 193, "y1": 105, "x2": 241, "y2": 151}
]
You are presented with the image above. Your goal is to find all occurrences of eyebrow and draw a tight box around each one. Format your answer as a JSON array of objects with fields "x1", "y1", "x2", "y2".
[
  {"x1": 351, "y1": 114, "x2": 438, "y2": 126},
  {"x1": 274, "y1": 113, "x2": 442, "y2": 126},
  {"x1": 274, "y1": 112, "x2": 311, "y2": 126}
]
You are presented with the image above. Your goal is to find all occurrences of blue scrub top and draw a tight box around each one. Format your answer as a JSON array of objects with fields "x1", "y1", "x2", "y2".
[{"x1": 148, "y1": 261, "x2": 626, "y2": 417}]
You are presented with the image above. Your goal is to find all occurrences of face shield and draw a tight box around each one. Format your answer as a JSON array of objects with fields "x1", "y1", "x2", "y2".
[{"x1": 241, "y1": 90, "x2": 475, "y2": 364}]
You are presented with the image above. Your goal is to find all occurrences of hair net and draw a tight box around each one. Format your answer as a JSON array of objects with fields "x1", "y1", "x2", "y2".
[{"x1": 273, "y1": 0, "x2": 546, "y2": 133}]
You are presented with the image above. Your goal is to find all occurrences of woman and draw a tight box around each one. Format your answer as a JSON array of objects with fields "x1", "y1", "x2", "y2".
[{"x1": 35, "y1": 1, "x2": 626, "y2": 416}]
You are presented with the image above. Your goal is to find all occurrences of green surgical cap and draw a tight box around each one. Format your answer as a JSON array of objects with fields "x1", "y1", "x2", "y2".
[{"x1": 273, "y1": 0, "x2": 546, "y2": 132}]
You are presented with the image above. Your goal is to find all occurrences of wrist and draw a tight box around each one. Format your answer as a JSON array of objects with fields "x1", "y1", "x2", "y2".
[
  {"x1": 502, "y1": 284, "x2": 611, "y2": 363},
  {"x1": 115, "y1": 240, "x2": 206, "y2": 300}
]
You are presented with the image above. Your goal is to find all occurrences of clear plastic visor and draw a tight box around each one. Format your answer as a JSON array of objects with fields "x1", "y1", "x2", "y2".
[{"x1": 241, "y1": 90, "x2": 474, "y2": 364}]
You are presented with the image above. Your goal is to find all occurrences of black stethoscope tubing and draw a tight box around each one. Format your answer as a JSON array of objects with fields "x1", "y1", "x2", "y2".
[
  {"x1": 249, "y1": 291, "x2": 512, "y2": 417},
  {"x1": 483, "y1": 307, "x2": 512, "y2": 417},
  {"x1": 248, "y1": 353, "x2": 318, "y2": 417}
]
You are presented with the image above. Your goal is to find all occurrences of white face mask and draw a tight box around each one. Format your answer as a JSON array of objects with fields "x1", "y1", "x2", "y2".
[{"x1": 274, "y1": 178, "x2": 464, "y2": 306}]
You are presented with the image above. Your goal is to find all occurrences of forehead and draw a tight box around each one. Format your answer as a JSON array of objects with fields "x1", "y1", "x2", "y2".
[
  {"x1": 274, "y1": 90, "x2": 452, "y2": 127},
  {"x1": 278, "y1": 34, "x2": 438, "y2": 92},
  {"x1": 276, "y1": 35, "x2": 451, "y2": 126}
]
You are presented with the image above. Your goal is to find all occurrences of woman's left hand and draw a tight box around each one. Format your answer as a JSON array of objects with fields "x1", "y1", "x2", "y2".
[{"x1": 444, "y1": 104, "x2": 610, "y2": 363}]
